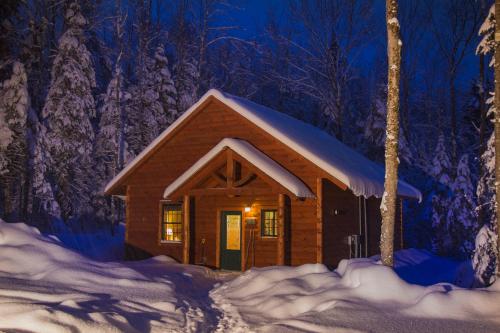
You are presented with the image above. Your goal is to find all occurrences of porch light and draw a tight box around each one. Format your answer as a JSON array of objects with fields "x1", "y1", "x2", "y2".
[{"x1": 244, "y1": 206, "x2": 251, "y2": 213}]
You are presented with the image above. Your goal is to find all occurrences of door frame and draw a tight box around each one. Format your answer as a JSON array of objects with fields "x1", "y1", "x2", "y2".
[{"x1": 216, "y1": 207, "x2": 244, "y2": 270}]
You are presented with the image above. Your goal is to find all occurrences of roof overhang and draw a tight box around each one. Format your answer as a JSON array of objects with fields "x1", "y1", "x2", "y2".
[
  {"x1": 105, "y1": 89, "x2": 422, "y2": 201},
  {"x1": 163, "y1": 138, "x2": 315, "y2": 199}
]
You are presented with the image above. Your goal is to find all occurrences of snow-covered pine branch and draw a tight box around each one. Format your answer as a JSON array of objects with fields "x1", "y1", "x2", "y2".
[
  {"x1": 93, "y1": 66, "x2": 126, "y2": 223},
  {"x1": 0, "y1": 61, "x2": 29, "y2": 218},
  {"x1": 153, "y1": 45, "x2": 178, "y2": 126},
  {"x1": 447, "y1": 154, "x2": 478, "y2": 257},
  {"x1": 34, "y1": 3, "x2": 96, "y2": 222}
]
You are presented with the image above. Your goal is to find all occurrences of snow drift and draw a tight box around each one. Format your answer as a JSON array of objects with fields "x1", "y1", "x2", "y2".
[
  {"x1": 211, "y1": 253, "x2": 500, "y2": 331},
  {"x1": 0, "y1": 220, "x2": 151, "y2": 287},
  {"x1": 0, "y1": 220, "x2": 216, "y2": 333}
]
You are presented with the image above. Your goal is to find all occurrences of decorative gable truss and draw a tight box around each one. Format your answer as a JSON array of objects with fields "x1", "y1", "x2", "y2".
[{"x1": 163, "y1": 138, "x2": 315, "y2": 201}]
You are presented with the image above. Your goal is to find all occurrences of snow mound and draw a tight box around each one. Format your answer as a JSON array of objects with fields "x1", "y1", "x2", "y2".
[
  {"x1": 211, "y1": 253, "x2": 500, "y2": 331},
  {"x1": 0, "y1": 220, "x2": 148, "y2": 288},
  {"x1": 0, "y1": 220, "x2": 217, "y2": 332}
]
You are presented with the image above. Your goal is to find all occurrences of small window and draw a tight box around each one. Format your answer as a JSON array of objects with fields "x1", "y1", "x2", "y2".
[
  {"x1": 261, "y1": 209, "x2": 278, "y2": 237},
  {"x1": 161, "y1": 204, "x2": 183, "y2": 242}
]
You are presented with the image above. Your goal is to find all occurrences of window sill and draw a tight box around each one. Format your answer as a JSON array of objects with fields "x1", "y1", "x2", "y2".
[
  {"x1": 160, "y1": 240, "x2": 182, "y2": 244},
  {"x1": 261, "y1": 236, "x2": 278, "y2": 239}
]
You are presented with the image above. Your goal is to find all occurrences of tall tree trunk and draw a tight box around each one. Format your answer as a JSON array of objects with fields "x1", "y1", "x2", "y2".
[
  {"x1": 380, "y1": 0, "x2": 402, "y2": 267},
  {"x1": 494, "y1": 0, "x2": 500, "y2": 277}
]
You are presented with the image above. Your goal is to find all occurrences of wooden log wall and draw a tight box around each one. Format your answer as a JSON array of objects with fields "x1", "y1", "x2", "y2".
[
  {"x1": 321, "y1": 179, "x2": 360, "y2": 268},
  {"x1": 122, "y1": 99, "x2": 326, "y2": 264},
  {"x1": 119, "y1": 98, "x2": 406, "y2": 268}
]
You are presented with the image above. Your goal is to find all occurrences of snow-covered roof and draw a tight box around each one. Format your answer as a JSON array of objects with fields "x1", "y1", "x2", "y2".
[
  {"x1": 163, "y1": 138, "x2": 315, "y2": 199},
  {"x1": 105, "y1": 89, "x2": 421, "y2": 200}
]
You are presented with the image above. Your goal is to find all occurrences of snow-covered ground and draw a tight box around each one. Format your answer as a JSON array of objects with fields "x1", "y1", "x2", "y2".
[
  {"x1": 211, "y1": 254, "x2": 500, "y2": 332},
  {"x1": 0, "y1": 220, "x2": 224, "y2": 332},
  {"x1": 0, "y1": 219, "x2": 499, "y2": 333}
]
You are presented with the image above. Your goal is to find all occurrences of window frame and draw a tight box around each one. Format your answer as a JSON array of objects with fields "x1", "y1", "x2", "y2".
[
  {"x1": 261, "y1": 209, "x2": 278, "y2": 238},
  {"x1": 160, "y1": 203, "x2": 183, "y2": 243}
]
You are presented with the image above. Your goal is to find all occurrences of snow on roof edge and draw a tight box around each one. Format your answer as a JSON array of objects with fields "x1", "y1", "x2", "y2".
[
  {"x1": 105, "y1": 88, "x2": 421, "y2": 201},
  {"x1": 213, "y1": 90, "x2": 422, "y2": 201},
  {"x1": 163, "y1": 138, "x2": 315, "y2": 199}
]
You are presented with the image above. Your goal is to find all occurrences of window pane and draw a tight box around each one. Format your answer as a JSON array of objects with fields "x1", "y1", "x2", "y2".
[
  {"x1": 262, "y1": 209, "x2": 277, "y2": 237},
  {"x1": 161, "y1": 204, "x2": 182, "y2": 241}
]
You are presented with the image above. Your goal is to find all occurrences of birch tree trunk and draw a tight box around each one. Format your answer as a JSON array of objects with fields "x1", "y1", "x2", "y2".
[
  {"x1": 380, "y1": 0, "x2": 402, "y2": 267},
  {"x1": 494, "y1": 0, "x2": 500, "y2": 276}
]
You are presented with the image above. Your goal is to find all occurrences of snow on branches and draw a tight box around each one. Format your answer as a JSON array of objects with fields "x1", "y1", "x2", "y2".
[
  {"x1": 477, "y1": 5, "x2": 496, "y2": 62},
  {"x1": 447, "y1": 154, "x2": 478, "y2": 257},
  {"x1": 0, "y1": 61, "x2": 29, "y2": 176},
  {"x1": 430, "y1": 135, "x2": 453, "y2": 255},
  {"x1": 34, "y1": 2, "x2": 96, "y2": 222}
]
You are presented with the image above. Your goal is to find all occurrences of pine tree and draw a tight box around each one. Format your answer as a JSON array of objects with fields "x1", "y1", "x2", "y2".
[
  {"x1": 477, "y1": 5, "x2": 495, "y2": 58},
  {"x1": 171, "y1": 2, "x2": 200, "y2": 115},
  {"x1": 474, "y1": 3, "x2": 498, "y2": 284},
  {"x1": 462, "y1": 79, "x2": 491, "y2": 153},
  {"x1": 0, "y1": 61, "x2": 29, "y2": 218},
  {"x1": 125, "y1": 42, "x2": 179, "y2": 159},
  {"x1": 34, "y1": 2, "x2": 96, "y2": 223},
  {"x1": 0, "y1": 108, "x2": 11, "y2": 175},
  {"x1": 429, "y1": 135, "x2": 453, "y2": 185},
  {"x1": 153, "y1": 45, "x2": 178, "y2": 126},
  {"x1": 124, "y1": 0, "x2": 167, "y2": 158},
  {"x1": 473, "y1": 223, "x2": 497, "y2": 286},
  {"x1": 33, "y1": 124, "x2": 59, "y2": 218},
  {"x1": 93, "y1": 66, "x2": 126, "y2": 225},
  {"x1": 174, "y1": 49, "x2": 199, "y2": 114},
  {"x1": 125, "y1": 50, "x2": 166, "y2": 158},
  {"x1": 475, "y1": 134, "x2": 497, "y2": 285},
  {"x1": 429, "y1": 135, "x2": 453, "y2": 255},
  {"x1": 478, "y1": 134, "x2": 496, "y2": 228},
  {"x1": 447, "y1": 154, "x2": 478, "y2": 257}
]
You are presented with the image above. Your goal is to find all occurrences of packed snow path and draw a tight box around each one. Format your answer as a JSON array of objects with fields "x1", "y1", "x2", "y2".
[
  {"x1": 0, "y1": 266, "x2": 229, "y2": 332},
  {"x1": 124, "y1": 259, "x2": 228, "y2": 332}
]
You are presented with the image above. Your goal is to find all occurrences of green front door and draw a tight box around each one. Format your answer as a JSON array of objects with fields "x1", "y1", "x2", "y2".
[{"x1": 220, "y1": 211, "x2": 242, "y2": 271}]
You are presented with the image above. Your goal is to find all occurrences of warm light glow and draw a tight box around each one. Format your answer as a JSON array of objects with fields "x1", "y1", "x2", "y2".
[{"x1": 244, "y1": 206, "x2": 251, "y2": 213}]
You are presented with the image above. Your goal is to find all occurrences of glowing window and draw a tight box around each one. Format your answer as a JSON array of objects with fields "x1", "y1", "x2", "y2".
[
  {"x1": 161, "y1": 204, "x2": 182, "y2": 242},
  {"x1": 261, "y1": 209, "x2": 278, "y2": 237}
]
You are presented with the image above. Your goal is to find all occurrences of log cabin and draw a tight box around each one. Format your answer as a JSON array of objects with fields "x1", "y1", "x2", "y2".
[{"x1": 105, "y1": 89, "x2": 421, "y2": 271}]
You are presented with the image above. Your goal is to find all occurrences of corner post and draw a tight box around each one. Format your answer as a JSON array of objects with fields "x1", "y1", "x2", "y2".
[
  {"x1": 125, "y1": 186, "x2": 130, "y2": 243},
  {"x1": 277, "y1": 193, "x2": 285, "y2": 265},
  {"x1": 316, "y1": 178, "x2": 323, "y2": 263},
  {"x1": 183, "y1": 195, "x2": 190, "y2": 264}
]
